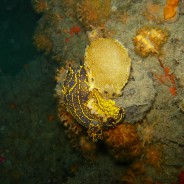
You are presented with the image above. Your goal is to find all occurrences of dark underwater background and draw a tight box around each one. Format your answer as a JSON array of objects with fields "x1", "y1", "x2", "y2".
[{"x1": 0, "y1": 1, "x2": 70, "y2": 183}]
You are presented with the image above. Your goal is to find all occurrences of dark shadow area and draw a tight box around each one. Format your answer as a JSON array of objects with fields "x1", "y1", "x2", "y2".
[{"x1": 0, "y1": 0, "x2": 40, "y2": 75}]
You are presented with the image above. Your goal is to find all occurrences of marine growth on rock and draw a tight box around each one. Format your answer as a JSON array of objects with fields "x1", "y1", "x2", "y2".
[{"x1": 133, "y1": 26, "x2": 168, "y2": 57}]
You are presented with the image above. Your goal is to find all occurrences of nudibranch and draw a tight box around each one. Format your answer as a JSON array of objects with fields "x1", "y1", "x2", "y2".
[
  {"x1": 62, "y1": 66, "x2": 124, "y2": 141},
  {"x1": 61, "y1": 38, "x2": 131, "y2": 141}
]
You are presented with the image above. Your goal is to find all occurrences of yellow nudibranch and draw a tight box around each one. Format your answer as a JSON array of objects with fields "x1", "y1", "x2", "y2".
[
  {"x1": 61, "y1": 38, "x2": 131, "y2": 141},
  {"x1": 62, "y1": 66, "x2": 124, "y2": 141}
]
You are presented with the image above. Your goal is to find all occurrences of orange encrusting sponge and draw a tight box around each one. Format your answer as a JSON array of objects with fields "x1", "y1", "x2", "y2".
[{"x1": 164, "y1": 0, "x2": 179, "y2": 20}]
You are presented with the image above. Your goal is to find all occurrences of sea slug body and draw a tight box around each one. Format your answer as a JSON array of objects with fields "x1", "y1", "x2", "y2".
[{"x1": 62, "y1": 66, "x2": 124, "y2": 140}]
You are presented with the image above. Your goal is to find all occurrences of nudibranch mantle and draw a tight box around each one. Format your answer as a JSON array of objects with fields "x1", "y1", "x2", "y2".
[
  {"x1": 62, "y1": 66, "x2": 124, "y2": 141},
  {"x1": 84, "y1": 38, "x2": 131, "y2": 98}
]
